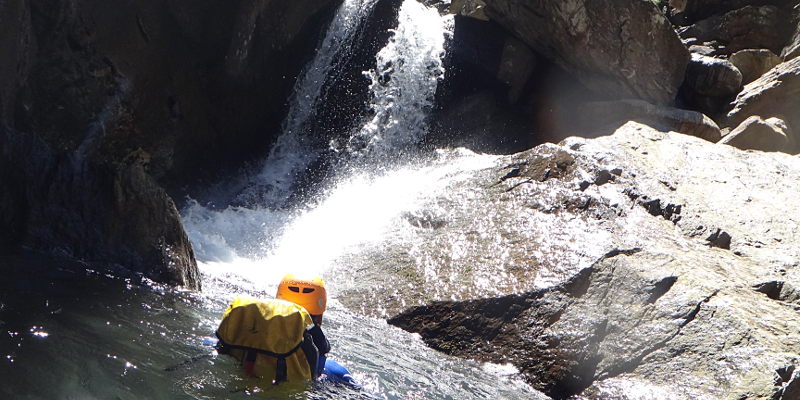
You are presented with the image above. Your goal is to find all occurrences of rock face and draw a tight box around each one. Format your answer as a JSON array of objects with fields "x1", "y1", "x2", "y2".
[
  {"x1": 678, "y1": 5, "x2": 791, "y2": 56},
  {"x1": 330, "y1": 121, "x2": 800, "y2": 399},
  {"x1": 0, "y1": 0, "x2": 339, "y2": 287},
  {"x1": 483, "y1": 0, "x2": 689, "y2": 105},
  {"x1": 727, "y1": 57, "x2": 800, "y2": 154}
]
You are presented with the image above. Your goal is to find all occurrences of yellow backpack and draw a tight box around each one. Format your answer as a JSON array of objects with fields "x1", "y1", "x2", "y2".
[{"x1": 215, "y1": 297, "x2": 320, "y2": 383}]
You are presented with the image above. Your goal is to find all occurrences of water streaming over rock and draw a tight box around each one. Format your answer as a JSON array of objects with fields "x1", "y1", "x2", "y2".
[
  {"x1": 0, "y1": 1, "x2": 548, "y2": 398},
  {"x1": 177, "y1": 0, "x2": 548, "y2": 398}
]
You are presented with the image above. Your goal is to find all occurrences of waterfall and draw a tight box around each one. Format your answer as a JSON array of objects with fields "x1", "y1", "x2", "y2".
[
  {"x1": 232, "y1": 0, "x2": 380, "y2": 208},
  {"x1": 340, "y1": 0, "x2": 451, "y2": 161},
  {"x1": 183, "y1": 0, "x2": 454, "y2": 278}
]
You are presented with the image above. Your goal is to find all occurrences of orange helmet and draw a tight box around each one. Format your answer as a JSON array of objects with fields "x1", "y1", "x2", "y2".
[{"x1": 275, "y1": 273, "x2": 327, "y2": 315}]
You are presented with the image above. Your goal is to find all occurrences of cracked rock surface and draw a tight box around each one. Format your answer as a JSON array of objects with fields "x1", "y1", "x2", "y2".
[{"x1": 372, "y1": 122, "x2": 800, "y2": 399}]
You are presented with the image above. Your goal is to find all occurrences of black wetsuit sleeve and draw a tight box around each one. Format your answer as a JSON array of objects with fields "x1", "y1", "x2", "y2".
[{"x1": 310, "y1": 324, "x2": 331, "y2": 357}]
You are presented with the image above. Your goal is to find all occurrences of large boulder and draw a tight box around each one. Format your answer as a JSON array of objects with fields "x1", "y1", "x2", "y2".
[
  {"x1": 576, "y1": 99, "x2": 721, "y2": 141},
  {"x1": 678, "y1": 5, "x2": 792, "y2": 56},
  {"x1": 681, "y1": 53, "x2": 742, "y2": 117},
  {"x1": 719, "y1": 115, "x2": 794, "y2": 153},
  {"x1": 668, "y1": 0, "x2": 786, "y2": 24},
  {"x1": 727, "y1": 57, "x2": 800, "y2": 153},
  {"x1": 729, "y1": 49, "x2": 783, "y2": 84},
  {"x1": 0, "y1": 127, "x2": 200, "y2": 287},
  {"x1": 482, "y1": 0, "x2": 689, "y2": 105},
  {"x1": 358, "y1": 121, "x2": 800, "y2": 399},
  {"x1": 684, "y1": 53, "x2": 742, "y2": 97},
  {"x1": 0, "y1": 0, "x2": 339, "y2": 286}
]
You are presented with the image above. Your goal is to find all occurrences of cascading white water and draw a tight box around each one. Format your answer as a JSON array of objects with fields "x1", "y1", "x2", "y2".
[
  {"x1": 181, "y1": 1, "x2": 546, "y2": 398},
  {"x1": 342, "y1": 0, "x2": 451, "y2": 160},
  {"x1": 231, "y1": 0, "x2": 380, "y2": 208},
  {"x1": 183, "y1": 0, "x2": 454, "y2": 282}
]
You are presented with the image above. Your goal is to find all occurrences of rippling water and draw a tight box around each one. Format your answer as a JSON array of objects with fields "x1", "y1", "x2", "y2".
[
  {"x1": 0, "y1": 254, "x2": 546, "y2": 399},
  {"x1": 2, "y1": 1, "x2": 552, "y2": 398}
]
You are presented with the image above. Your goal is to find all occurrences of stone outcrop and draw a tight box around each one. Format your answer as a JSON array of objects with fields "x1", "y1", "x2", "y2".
[
  {"x1": 366, "y1": 122, "x2": 800, "y2": 399},
  {"x1": 720, "y1": 115, "x2": 794, "y2": 152},
  {"x1": 483, "y1": 0, "x2": 689, "y2": 105},
  {"x1": 727, "y1": 57, "x2": 800, "y2": 154},
  {"x1": 785, "y1": 8, "x2": 800, "y2": 61},
  {"x1": 681, "y1": 53, "x2": 742, "y2": 117},
  {"x1": 0, "y1": 0, "x2": 340, "y2": 287},
  {"x1": 685, "y1": 53, "x2": 742, "y2": 97},
  {"x1": 678, "y1": 5, "x2": 791, "y2": 56},
  {"x1": 668, "y1": 0, "x2": 788, "y2": 24},
  {"x1": 576, "y1": 99, "x2": 721, "y2": 142},
  {"x1": 729, "y1": 49, "x2": 783, "y2": 84}
]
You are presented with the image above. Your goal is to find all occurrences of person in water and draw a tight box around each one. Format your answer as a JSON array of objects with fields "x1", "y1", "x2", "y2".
[
  {"x1": 214, "y1": 273, "x2": 356, "y2": 386},
  {"x1": 273, "y1": 273, "x2": 355, "y2": 386}
]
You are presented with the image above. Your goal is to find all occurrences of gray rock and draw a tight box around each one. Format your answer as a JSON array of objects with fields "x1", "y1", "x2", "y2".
[
  {"x1": 496, "y1": 36, "x2": 536, "y2": 104},
  {"x1": 669, "y1": 0, "x2": 783, "y2": 23},
  {"x1": 483, "y1": 0, "x2": 689, "y2": 105},
  {"x1": 0, "y1": 128, "x2": 200, "y2": 288},
  {"x1": 729, "y1": 49, "x2": 783, "y2": 84},
  {"x1": 719, "y1": 115, "x2": 794, "y2": 153},
  {"x1": 331, "y1": 121, "x2": 800, "y2": 398},
  {"x1": 783, "y1": 5, "x2": 800, "y2": 61},
  {"x1": 727, "y1": 57, "x2": 800, "y2": 153},
  {"x1": 0, "y1": 0, "x2": 339, "y2": 287},
  {"x1": 450, "y1": 0, "x2": 489, "y2": 20},
  {"x1": 684, "y1": 53, "x2": 743, "y2": 97},
  {"x1": 678, "y1": 5, "x2": 790, "y2": 56},
  {"x1": 576, "y1": 98, "x2": 721, "y2": 142}
]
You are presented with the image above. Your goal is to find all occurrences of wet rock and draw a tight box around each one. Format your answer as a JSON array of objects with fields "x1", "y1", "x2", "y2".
[
  {"x1": 0, "y1": 0, "x2": 339, "y2": 286},
  {"x1": 678, "y1": 5, "x2": 791, "y2": 56},
  {"x1": 0, "y1": 127, "x2": 199, "y2": 288},
  {"x1": 729, "y1": 49, "x2": 783, "y2": 84},
  {"x1": 335, "y1": 121, "x2": 800, "y2": 398},
  {"x1": 719, "y1": 115, "x2": 794, "y2": 153},
  {"x1": 391, "y1": 247, "x2": 800, "y2": 399},
  {"x1": 483, "y1": 0, "x2": 689, "y2": 105},
  {"x1": 727, "y1": 57, "x2": 800, "y2": 153}
]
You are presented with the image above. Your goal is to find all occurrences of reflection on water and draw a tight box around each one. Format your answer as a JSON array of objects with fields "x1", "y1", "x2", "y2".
[{"x1": 0, "y1": 254, "x2": 547, "y2": 399}]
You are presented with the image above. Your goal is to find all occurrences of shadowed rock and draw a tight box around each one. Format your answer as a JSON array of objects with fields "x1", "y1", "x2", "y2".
[
  {"x1": 482, "y1": 0, "x2": 689, "y2": 105},
  {"x1": 678, "y1": 5, "x2": 791, "y2": 56}
]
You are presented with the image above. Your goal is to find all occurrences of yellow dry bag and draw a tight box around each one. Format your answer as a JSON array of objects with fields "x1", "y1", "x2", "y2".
[{"x1": 215, "y1": 297, "x2": 320, "y2": 383}]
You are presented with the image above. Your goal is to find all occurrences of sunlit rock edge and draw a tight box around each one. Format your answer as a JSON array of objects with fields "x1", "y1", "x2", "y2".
[{"x1": 330, "y1": 121, "x2": 800, "y2": 399}]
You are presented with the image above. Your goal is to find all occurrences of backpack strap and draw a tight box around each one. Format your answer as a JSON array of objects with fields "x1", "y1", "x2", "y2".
[{"x1": 300, "y1": 330, "x2": 320, "y2": 379}]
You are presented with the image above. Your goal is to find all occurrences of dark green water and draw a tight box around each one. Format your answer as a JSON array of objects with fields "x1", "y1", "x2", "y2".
[{"x1": 0, "y1": 253, "x2": 547, "y2": 399}]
